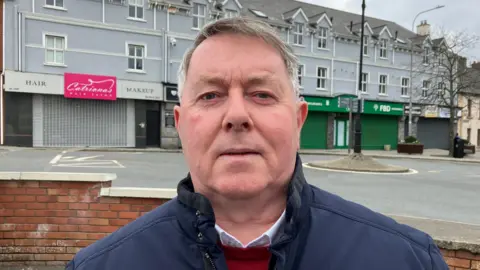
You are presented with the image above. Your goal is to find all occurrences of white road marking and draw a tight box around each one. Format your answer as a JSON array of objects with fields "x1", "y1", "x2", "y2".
[
  {"x1": 49, "y1": 151, "x2": 67, "y2": 164},
  {"x1": 385, "y1": 213, "x2": 480, "y2": 226},
  {"x1": 302, "y1": 163, "x2": 418, "y2": 175},
  {"x1": 427, "y1": 170, "x2": 441, "y2": 173}
]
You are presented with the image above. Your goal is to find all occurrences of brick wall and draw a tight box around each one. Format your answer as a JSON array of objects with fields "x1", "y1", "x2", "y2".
[{"x1": 0, "y1": 177, "x2": 479, "y2": 269}]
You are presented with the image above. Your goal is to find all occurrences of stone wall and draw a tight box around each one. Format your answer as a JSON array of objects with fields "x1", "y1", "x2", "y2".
[{"x1": 0, "y1": 173, "x2": 478, "y2": 269}]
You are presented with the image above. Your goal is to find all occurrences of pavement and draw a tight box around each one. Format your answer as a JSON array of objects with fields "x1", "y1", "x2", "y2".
[{"x1": 307, "y1": 153, "x2": 410, "y2": 172}]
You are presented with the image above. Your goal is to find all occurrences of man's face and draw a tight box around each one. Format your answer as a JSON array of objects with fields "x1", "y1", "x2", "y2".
[{"x1": 174, "y1": 33, "x2": 308, "y2": 199}]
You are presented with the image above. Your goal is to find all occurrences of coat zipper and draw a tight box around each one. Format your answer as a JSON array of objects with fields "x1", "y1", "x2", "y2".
[{"x1": 203, "y1": 252, "x2": 216, "y2": 270}]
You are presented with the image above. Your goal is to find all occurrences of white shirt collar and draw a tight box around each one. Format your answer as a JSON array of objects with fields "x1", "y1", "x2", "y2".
[{"x1": 215, "y1": 210, "x2": 286, "y2": 248}]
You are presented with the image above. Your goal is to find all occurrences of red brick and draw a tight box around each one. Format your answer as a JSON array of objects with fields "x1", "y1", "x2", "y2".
[
  {"x1": 0, "y1": 239, "x2": 15, "y2": 246},
  {"x1": 471, "y1": 260, "x2": 480, "y2": 269},
  {"x1": 75, "y1": 240, "x2": 95, "y2": 247},
  {"x1": 46, "y1": 246, "x2": 66, "y2": 253},
  {"x1": 39, "y1": 182, "x2": 62, "y2": 188},
  {"x1": 120, "y1": 198, "x2": 142, "y2": 204},
  {"x1": 119, "y1": 212, "x2": 139, "y2": 219},
  {"x1": 46, "y1": 217, "x2": 69, "y2": 224},
  {"x1": 21, "y1": 182, "x2": 41, "y2": 188},
  {"x1": 69, "y1": 203, "x2": 89, "y2": 210},
  {"x1": 27, "y1": 232, "x2": 49, "y2": 238},
  {"x1": 96, "y1": 211, "x2": 117, "y2": 218},
  {"x1": 37, "y1": 196, "x2": 58, "y2": 203},
  {"x1": 86, "y1": 233, "x2": 107, "y2": 240},
  {"x1": 3, "y1": 231, "x2": 27, "y2": 238},
  {"x1": 88, "y1": 218, "x2": 109, "y2": 226},
  {"x1": 47, "y1": 261, "x2": 68, "y2": 266},
  {"x1": 79, "y1": 225, "x2": 117, "y2": 233},
  {"x1": 110, "y1": 219, "x2": 130, "y2": 226},
  {"x1": 61, "y1": 182, "x2": 93, "y2": 189},
  {"x1": 15, "y1": 195, "x2": 36, "y2": 202},
  {"x1": 35, "y1": 239, "x2": 58, "y2": 246},
  {"x1": 0, "y1": 195, "x2": 14, "y2": 202},
  {"x1": 142, "y1": 198, "x2": 163, "y2": 205},
  {"x1": 55, "y1": 254, "x2": 74, "y2": 261},
  {"x1": 56, "y1": 210, "x2": 77, "y2": 217},
  {"x1": 456, "y1": 250, "x2": 478, "y2": 260},
  {"x1": 6, "y1": 188, "x2": 26, "y2": 194},
  {"x1": 47, "y1": 188, "x2": 69, "y2": 195},
  {"x1": 131, "y1": 205, "x2": 154, "y2": 212},
  {"x1": 445, "y1": 257, "x2": 471, "y2": 268},
  {"x1": 57, "y1": 196, "x2": 80, "y2": 203},
  {"x1": 2, "y1": 254, "x2": 35, "y2": 261},
  {"x1": 26, "y1": 188, "x2": 47, "y2": 195},
  {"x1": 0, "y1": 182, "x2": 19, "y2": 188},
  {"x1": 15, "y1": 224, "x2": 38, "y2": 231},
  {"x1": 59, "y1": 225, "x2": 78, "y2": 232},
  {"x1": 110, "y1": 204, "x2": 130, "y2": 211},
  {"x1": 14, "y1": 239, "x2": 36, "y2": 246},
  {"x1": 12, "y1": 246, "x2": 46, "y2": 253},
  {"x1": 77, "y1": 210, "x2": 96, "y2": 218},
  {"x1": 0, "y1": 209, "x2": 14, "y2": 216},
  {"x1": 56, "y1": 240, "x2": 77, "y2": 247},
  {"x1": 66, "y1": 247, "x2": 82, "y2": 254},
  {"x1": 35, "y1": 254, "x2": 56, "y2": 261},
  {"x1": 26, "y1": 203, "x2": 47, "y2": 210},
  {"x1": 47, "y1": 203, "x2": 69, "y2": 210},
  {"x1": 5, "y1": 216, "x2": 48, "y2": 224},
  {"x1": 67, "y1": 217, "x2": 89, "y2": 225},
  {"x1": 14, "y1": 209, "x2": 36, "y2": 216},
  {"x1": 0, "y1": 224, "x2": 15, "y2": 231},
  {"x1": 3, "y1": 202, "x2": 26, "y2": 209},
  {"x1": 34, "y1": 210, "x2": 57, "y2": 217},
  {"x1": 99, "y1": 197, "x2": 120, "y2": 204},
  {"x1": 64, "y1": 232, "x2": 88, "y2": 240},
  {"x1": 90, "y1": 203, "x2": 109, "y2": 211},
  {"x1": 38, "y1": 224, "x2": 59, "y2": 232}
]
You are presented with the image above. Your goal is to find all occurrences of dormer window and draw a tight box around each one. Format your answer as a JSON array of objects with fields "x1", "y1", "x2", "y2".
[
  {"x1": 224, "y1": 9, "x2": 238, "y2": 18},
  {"x1": 363, "y1": 36, "x2": 369, "y2": 56},
  {"x1": 293, "y1": 22, "x2": 304, "y2": 46},
  {"x1": 423, "y1": 47, "x2": 430, "y2": 64},
  {"x1": 317, "y1": 27, "x2": 328, "y2": 49},
  {"x1": 379, "y1": 39, "x2": 388, "y2": 58}
]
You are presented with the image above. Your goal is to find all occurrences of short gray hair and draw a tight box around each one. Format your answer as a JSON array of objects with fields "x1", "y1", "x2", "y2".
[{"x1": 177, "y1": 17, "x2": 300, "y2": 101}]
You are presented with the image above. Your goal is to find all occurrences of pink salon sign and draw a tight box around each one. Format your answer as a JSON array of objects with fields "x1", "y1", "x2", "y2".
[{"x1": 64, "y1": 73, "x2": 117, "y2": 101}]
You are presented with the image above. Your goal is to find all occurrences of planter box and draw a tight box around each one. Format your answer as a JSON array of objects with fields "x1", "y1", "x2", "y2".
[
  {"x1": 397, "y1": 143, "x2": 424, "y2": 154},
  {"x1": 464, "y1": 145, "x2": 475, "y2": 154}
]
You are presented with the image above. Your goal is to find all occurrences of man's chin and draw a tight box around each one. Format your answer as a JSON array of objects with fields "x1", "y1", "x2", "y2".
[{"x1": 210, "y1": 173, "x2": 270, "y2": 200}]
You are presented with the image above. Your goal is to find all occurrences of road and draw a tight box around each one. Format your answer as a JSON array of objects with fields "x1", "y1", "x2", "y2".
[{"x1": 0, "y1": 148, "x2": 479, "y2": 225}]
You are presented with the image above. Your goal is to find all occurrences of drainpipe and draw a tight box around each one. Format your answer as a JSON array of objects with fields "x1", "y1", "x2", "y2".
[
  {"x1": 0, "y1": 71, "x2": 4, "y2": 145},
  {"x1": 32, "y1": 0, "x2": 35, "y2": 13}
]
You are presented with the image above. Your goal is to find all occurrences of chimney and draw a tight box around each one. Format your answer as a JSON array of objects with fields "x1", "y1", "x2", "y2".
[
  {"x1": 416, "y1": 20, "x2": 431, "y2": 36},
  {"x1": 472, "y1": 61, "x2": 480, "y2": 70}
]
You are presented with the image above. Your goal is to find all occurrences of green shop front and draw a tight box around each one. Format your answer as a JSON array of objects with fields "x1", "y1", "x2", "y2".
[{"x1": 301, "y1": 96, "x2": 404, "y2": 150}]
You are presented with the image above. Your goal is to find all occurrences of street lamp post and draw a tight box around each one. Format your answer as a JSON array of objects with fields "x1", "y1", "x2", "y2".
[
  {"x1": 408, "y1": 5, "x2": 445, "y2": 136},
  {"x1": 353, "y1": 0, "x2": 366, "y2": 154}
]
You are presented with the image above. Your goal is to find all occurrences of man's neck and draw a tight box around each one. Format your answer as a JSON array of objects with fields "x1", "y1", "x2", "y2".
[{"x1": 208, "y1": 189, "x2": 287, "y2": 246}]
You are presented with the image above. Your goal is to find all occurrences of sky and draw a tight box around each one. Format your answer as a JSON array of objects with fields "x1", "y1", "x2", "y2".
[{"x1": 298, "y1": 0, "x2": 480, "y2": 64}]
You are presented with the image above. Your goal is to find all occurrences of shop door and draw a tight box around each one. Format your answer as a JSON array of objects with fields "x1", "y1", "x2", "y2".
[
  {"x1": 300, "y1": 112, "x2": 327, "y2": 149},
  {"x1": 477, "y1": 129, "x2": 480, "y2": 147},
  {"x1": 417, "y1": 118, "x2": 449, "y2": 149},
  {"x1": 361, "y1": 115, "x2": 398, "y2": 150},
  {"x1": 334, "y1": 119, "x2": 349, "y2": 149},
  {"x1": 146, "y1": 110, "x2": 160, "y2": 147}
]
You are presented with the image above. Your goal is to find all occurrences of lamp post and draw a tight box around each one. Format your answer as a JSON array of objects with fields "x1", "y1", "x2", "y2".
[
  {"x1": 408, "y1": 5, "x2": 445, "y2": 136},
  {"x1": 353, "y1": 0, "x2": 366, "y2": 154}
]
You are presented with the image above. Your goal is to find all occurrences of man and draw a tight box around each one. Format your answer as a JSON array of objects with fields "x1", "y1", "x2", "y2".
[{"x1": 67, "y1": 17, "x2": 448, "y2": 270}]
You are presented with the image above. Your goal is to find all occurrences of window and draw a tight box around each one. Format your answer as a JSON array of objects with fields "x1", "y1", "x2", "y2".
[
  {"x1": 318, "y1": 27, "x2": 328, "y2": 49},
  {"x1": 401, "y1": 77, "x2": 410, "y2": 96},
  {"x1": 127, "y1": 44, "x2": 145, "y2": 71},
  {"x1": 293, "y1": 22, "x2": 304, "y2": 45},
  {"x1": 360, "y1": 73, "x2": 368, "y2": 93},
  {"x1": 467, "y1": 128, "x2": 471, "y2": 143},
  {"x1": 316, "y1": 67, "x2": 327, "y2": 90},
  {"x1": 423, "y1": 47, "x2": 430, "y2": 64},
  {"x1": 128, "y1": 0, "x2": 144, "y2": 19},
  {"x1": 379, "y1": 39, "x2": 388, "y2": 58},
  {"x1": 46, "y1": 0, "x2": 63, "y2": 8},
  {"x1": 422, "y1": 80, "x2": 430, "y2": 97},
  {"x1": 363, "y1": 36, "x2": 369, "y2": 56},
  {"x1": 298, "y1": 65, "x2": 305, "y2": 88},
  {"x1": 224, "y1": 9, "x2": 238, "y2": 18},
  {"x1": 193, "y1": 3, "x2": 206, "y2": 29},
  {"x1": 44, "y1": 35, "x2": 66, "y2": 65},
  {"x1": 378, "y1": 74, "x2": 387, "y2": 94},
  {"x1": 468, "y1": 99, "x2": 472, "y2": 118}
]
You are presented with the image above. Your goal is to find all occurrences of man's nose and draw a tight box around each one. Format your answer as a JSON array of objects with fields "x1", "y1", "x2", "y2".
[{"x1": 222, "y1": 93, "x2": 253, "y2": 132}]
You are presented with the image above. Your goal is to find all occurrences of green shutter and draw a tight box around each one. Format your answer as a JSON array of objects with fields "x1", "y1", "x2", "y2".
[
  {"x1": 361, "y1": 115, "x2": 398, "y2": 150},
  {"x1": 301, "y1": 112, "x2": 328, "y2": 149}
]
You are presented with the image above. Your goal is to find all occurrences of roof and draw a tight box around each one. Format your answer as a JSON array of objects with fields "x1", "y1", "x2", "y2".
[
  {"x1": 238, "y1": 0, "x2": 418, "y2": 42},
  {"x1": 461, "y1": 68, "x2": 480, "y2": 95}
]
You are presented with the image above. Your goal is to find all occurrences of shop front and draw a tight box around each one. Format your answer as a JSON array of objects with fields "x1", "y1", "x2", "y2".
[
  {"x1": 360, "y1": 101, "x2": 404, "y2": 150},
  {"x1": 416, "y1": 105, "x2": 454, "y2": 150},
  {"x1": 3, "y1": 70, "x2": 164, "y2": 148}
]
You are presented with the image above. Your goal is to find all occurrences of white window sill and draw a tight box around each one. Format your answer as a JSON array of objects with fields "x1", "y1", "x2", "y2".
[
  {"x1": 293, "y1": 44, "x2": 306, "y2": 48},
  {"x1": 44, "y1": 63, "x2": 67, "y2": 68},
  {"x1": 43, "y1": 5, "x2": 67, "y2": 11},
  {"x1": 378, "y1": 94, "x2": 388, "y2": 96},
  {"x1": 379, "y1": 57, "x2": 388, "y2": 60},
  {"x1": 191, "y1": 27, "x2": 201, "y2": 31},
  {"x1": 401, "y1": 95, "x2": 410, "y2": 98},
  {"x1": 363, "y1": 54, "x2": 370, "y2": 58},
  {"x1": 360, "y1": 91, "x2": 369, "y2": 95},
  {"x1": 316, "y1": 88, "x2": 328, "y2": 91},
  {"x1": 317, "y1": 47, "x2": 329, "y2": 51},
  {"x1": 126, "y1": 69, "x2": 146, "y2": 74},
  {"x1": 127, "y1": 17, "x2": 147, "y2": 23}
]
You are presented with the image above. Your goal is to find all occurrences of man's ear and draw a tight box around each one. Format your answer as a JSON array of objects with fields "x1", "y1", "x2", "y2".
[
  {"x1": 174, "y1": 104, "x2": 181, "y2": 130},
  {"x1": 296, "y1": 101, "x2": 308, "y2": 150}
]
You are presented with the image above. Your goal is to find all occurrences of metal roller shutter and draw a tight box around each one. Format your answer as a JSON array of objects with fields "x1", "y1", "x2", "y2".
[
  {"x1": 300, "y1": 112, "x2": 328, "y2": 149},
  {"x1": 361, "y1": 115, "x2": 398, "y2": 150},
  {"x1": 417, "y1": 118, "x2": 450, "y2": 149},
  {"x1": 41, "y1": 95, "x2": 132, "y2": 147}
]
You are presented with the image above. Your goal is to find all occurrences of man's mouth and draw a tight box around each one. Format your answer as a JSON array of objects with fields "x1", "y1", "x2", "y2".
[{"x1": 220, "y1": 148, "x2": 261, "y2": 156}]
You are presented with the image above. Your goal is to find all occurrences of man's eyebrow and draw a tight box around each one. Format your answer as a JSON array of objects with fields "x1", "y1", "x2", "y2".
[{"x1": 197, "y1": 75, "x2": 229, "y2": 86}]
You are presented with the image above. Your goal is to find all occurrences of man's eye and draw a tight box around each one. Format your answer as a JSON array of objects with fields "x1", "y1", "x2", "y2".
[
  {"x1": 202, "y1": 93, "x2": 217, "y2": 100},
  {"x1": 255, "y1": 93, "x2": 271, "y2": 99}
]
